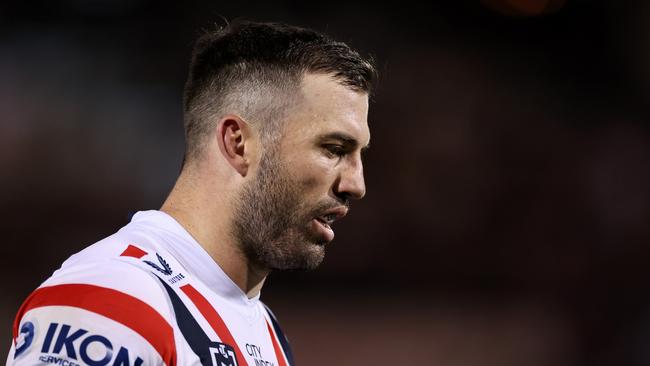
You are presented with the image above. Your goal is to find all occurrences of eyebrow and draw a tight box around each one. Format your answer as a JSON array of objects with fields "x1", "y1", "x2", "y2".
[{"x1": 318, "y1": 132, "x2": 370, "y2": 152}]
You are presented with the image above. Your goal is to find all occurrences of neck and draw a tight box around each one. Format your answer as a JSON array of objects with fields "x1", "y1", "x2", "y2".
[{"x1": 161, "y1": 166, "x2": 269, "y2": 298}]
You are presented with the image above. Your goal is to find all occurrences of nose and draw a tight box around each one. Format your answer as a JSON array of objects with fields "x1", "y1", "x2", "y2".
[{"x1": 334, "y1": 156, "x2": 366, "y2": 200}]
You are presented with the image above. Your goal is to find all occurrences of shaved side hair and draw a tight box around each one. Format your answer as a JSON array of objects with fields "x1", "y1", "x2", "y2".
[{"x1": 182, "y1": 20, "x2": 377, "y2": 162}]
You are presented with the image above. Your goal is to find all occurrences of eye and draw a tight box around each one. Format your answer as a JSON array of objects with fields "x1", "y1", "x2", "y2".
[{"x1": 323, "y1": 144, "x2": 346, "y2": 158}]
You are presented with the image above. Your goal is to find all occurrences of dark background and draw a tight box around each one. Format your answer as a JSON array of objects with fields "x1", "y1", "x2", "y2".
[{"x1": 2, "y1": 0, "x2": 650, "y2": 365}]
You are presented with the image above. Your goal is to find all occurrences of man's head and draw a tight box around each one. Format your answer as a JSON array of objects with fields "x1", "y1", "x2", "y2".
[{"x1": 181, "y1": 21, "x2": 377, "y2": 271}]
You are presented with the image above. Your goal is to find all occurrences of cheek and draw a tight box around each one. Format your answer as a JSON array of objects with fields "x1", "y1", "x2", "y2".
[
  {"x1": 283, "y1": 150, "x2": 337, "y2": 194},
  {"x1": 291, "y1": 162, "x2": 334, "y2": 193}
]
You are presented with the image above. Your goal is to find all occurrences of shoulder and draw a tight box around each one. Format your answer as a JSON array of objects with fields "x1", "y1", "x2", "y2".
[
  {"x1": 9, "y1": 237, "x2": 179, "y2": 366},
  {"x1": 44, "y1": 227, "x2": 175, "y2": 316}
]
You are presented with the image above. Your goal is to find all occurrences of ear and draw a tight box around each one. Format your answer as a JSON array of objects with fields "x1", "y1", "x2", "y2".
[{"x1": 216, "y1": 115, "x2": 254, "y2": 177}]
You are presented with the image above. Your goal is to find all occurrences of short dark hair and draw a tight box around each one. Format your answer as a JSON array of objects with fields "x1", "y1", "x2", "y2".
[{"x1": 182, "y1": 20, "x2": 377, "y2": 160}]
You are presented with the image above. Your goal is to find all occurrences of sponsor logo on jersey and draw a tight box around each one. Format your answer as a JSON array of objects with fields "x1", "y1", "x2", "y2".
[
  {"x1": 144, "y1": 253, "x2": 173, "y2": 276},
  {"x1": 143, "y1": 252, "x2": 186, "y2": 285},
  {"x1": 209, "y1": 342, "x2": 238, "y2": 366},
  {"x1": 245, "y1": 343, "x2": 276, "y2": 366},
  {"x1": 14, "y1": 320, "x2": 36, "y2": 358},
  {"x1": 39, "y1": 322, "x2": 144, "y2": 366},
  {"x1": 39, "y1": 355, "x2": 83, "y2": 366}
]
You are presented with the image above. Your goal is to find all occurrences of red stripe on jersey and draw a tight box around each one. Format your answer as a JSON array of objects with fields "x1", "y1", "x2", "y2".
[
  {"x1": 266, "y1": 319, "x2": 289, "y2": 366},
  {"x1": 180, "y1": 284, "x2": 249, "y2": 366},
  {"x1": 120, "y1": 244, "x2": 148, "y2": 258},
  {"x1": 13, "y1": 284, "x2": 177, "y2": 366}
]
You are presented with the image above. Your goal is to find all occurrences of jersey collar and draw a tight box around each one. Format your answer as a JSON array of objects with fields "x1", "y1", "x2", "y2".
[{"x1": 130, "y1": 210, "x2": 260, "y2": 306}]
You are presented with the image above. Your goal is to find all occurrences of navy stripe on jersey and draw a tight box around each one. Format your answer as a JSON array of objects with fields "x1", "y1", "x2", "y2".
[
  {"x1": 263, "y1": 304, "x2": 295, "y2": 365},
  {"x1": 157, "y1": 278, "x2": 213, "y2": 366}
]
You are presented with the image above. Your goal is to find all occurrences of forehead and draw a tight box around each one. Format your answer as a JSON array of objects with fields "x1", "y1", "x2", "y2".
[{"x1": 282, "y1": 73, "x2": 370, "y2": 145}]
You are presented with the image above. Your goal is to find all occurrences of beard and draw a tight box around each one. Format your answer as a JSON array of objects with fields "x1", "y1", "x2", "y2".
[{"x1": 232, "y1": 148, "x2": 341, "y2": 271}]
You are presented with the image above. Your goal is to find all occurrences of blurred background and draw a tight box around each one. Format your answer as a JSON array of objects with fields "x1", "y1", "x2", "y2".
[{"x1": 2, "y1": 0, "x2": 650, "y2": 365}]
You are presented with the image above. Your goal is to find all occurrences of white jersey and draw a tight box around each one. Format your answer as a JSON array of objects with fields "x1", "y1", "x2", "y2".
[{"x1": 7, "y1": 211, "x2": 294, "y2": 366}]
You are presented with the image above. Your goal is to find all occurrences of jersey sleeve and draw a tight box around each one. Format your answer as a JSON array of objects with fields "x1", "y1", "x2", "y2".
[{"x1": 7, "y1": 259, "x2": 178, "y2": 366}]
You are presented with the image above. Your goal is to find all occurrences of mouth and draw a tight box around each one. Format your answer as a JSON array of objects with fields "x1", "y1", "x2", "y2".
[{"x1": 310, "y1": 206, "x2": 348, "y2": 243}]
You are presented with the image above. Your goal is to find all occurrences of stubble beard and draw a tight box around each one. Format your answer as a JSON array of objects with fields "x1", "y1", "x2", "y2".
[{"x1": 232, "y1": 148, "x2": 328, "y2": 271}]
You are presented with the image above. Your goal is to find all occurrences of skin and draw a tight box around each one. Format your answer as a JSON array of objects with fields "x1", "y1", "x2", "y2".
[{"x1": 161, "y1": 73, "x2": 370, "y2": 298}]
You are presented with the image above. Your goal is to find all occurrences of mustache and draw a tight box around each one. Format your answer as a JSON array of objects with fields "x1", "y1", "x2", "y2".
[{"x1": 309, "y1": 198, "x2": 349, "y2": 217}]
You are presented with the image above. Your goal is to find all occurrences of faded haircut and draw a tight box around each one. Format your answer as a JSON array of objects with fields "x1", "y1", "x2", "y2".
[{"x1": 182, "y1": 20, "x2": 377, "y2": 161}]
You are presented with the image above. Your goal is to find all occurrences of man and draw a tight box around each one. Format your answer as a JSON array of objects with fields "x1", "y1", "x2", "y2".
[{"x1": 8, "y1": 20, "x2": 376, "y2": 366}]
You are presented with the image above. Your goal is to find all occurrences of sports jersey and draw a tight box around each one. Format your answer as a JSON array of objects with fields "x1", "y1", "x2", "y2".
[{"x1": 7, "y1": 210, "x2": 295, "y2": 366}]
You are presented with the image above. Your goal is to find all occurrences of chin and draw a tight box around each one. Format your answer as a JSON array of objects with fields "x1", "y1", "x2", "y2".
[{"x1": 270, "y1": 240, "x2": 326, "y2": 271}]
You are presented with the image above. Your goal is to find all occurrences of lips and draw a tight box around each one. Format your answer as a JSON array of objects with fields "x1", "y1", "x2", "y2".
[{"x1": 310, "y1": 206, "x2": 348, "y2": 242}]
